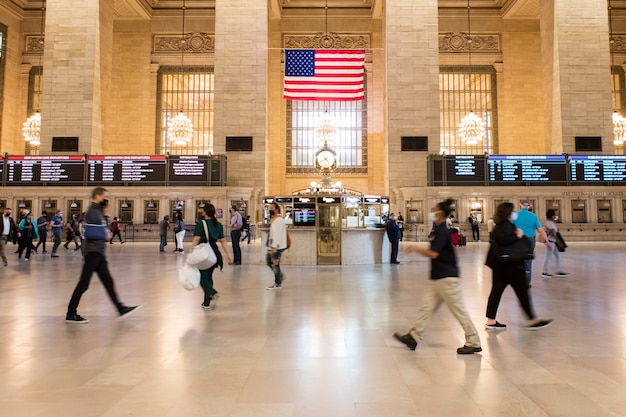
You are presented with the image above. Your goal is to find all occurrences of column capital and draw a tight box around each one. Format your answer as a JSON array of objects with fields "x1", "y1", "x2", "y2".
[
  {"x1": 21, "y1": 63, "x2": 34, "y2": 75},
  {"x1": 493, "y1": 62, "x2": 504, "y2": 74},
  {"x1": 150, "y1": 63, "x2": 161, "y2": 74}
]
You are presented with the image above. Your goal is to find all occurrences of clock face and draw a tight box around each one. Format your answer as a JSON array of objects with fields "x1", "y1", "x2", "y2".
[{"x1": 316, "y1": 150, "x2": 336, "y2": 169}]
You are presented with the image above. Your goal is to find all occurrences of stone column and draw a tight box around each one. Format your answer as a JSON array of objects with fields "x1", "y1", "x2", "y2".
[
  {"x1": 213, "y1": 0, "x2": 267, "y2": 189},
  {"x1": 39, "y1": 0, "x2": 114, "y2": 155},
  {"x1": 385, "y1": 0, "x2": 440, "y2": 188},
  {"x1": 539, "y1": 0, "x2": 613, "y2": 154}
]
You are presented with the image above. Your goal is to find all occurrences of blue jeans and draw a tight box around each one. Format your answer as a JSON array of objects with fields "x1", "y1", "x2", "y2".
[
  {"x1": 159, "y1": 234, "x2": 167, "y2": 252},
  {"x1": 524, "y1": 236, "x2": 536, "y2": 285},
  {"x1": 52, "y1": 229, "x2": 62, "y2": 254}
]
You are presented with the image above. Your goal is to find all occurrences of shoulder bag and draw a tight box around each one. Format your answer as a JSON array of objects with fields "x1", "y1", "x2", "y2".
[
  {"x1": 186, "y1": 220, "x2": 217, "y2": 270},
  {"x1": 555, "y1": 232, "x2": 567, "y2": 252},
  {"x1": 491, "y1": 236, "x2": 535, "y2": 262}
]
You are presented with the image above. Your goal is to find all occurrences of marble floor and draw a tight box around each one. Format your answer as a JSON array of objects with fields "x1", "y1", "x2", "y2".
[{"x1": 0, "y1": 240, "x2": 625, "y2": 417}]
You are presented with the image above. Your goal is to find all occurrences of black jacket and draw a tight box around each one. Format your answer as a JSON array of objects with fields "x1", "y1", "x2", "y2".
[{"x1": 485, "y1": 221, "x2": 525, "y2": 270}]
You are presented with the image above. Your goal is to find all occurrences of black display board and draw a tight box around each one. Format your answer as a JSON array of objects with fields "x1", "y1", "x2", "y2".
[
  {"x1": 487, "y1": 155, "x2": 567, "y2": 185},
  {"x1": 569, "y1": 155, "x2": 626, "y2": 184},
  {"x1": 5, "y1": 155, "x2": 85, "y2": 186},
  {"x1": 168, "y1": 155, "x2": 209, "y2": 185},
  {"x1": 87, "y1": 156, "x2": 167, "y2": 185},
  {"x1": 445, "y1": 155, "x2": 486, "y2": 185}
]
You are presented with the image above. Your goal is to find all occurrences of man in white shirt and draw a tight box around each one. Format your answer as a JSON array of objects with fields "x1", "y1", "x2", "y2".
[
  {"x1": 0, "y1": 208, "x2": 17, "y2": 266},
  {"x1": 266, "y1": 202, "x2": 287, "y2": 290}
]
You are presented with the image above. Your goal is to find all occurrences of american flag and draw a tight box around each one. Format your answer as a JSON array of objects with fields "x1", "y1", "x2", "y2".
[{"x1": 283, "y1": 49, "x2": 365, "y2": 101}]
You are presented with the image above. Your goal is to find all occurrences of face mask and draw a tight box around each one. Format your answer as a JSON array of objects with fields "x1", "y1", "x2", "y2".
[
  {"x1": 4, "y1": 213, "x2": 10, "y2": 217},
  {"x1": 510, "y1": 211, "x2": 518, "y2": 222},
  {"x1": 428, "y1": 212, "x2": 437, "y2": 223},
  {"x1": 99, "y1": 199, "x2": 109, "y2": 208},
  {"x1": 269, "y1": 210, "x2": 275, "y2": 217}
]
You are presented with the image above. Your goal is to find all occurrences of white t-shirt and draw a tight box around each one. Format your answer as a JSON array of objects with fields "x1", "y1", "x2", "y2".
[{"x1": 544, "y1": 220, "x2": 558, "y2": 242}]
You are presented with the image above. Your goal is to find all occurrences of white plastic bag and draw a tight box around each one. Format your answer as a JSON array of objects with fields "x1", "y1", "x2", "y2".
[
  {"x1": 179, "y1": 263, "x2": 201, "y2": 291},
  {"x1": 186, "y1": 220, "x2": 217, "y2": 270}
]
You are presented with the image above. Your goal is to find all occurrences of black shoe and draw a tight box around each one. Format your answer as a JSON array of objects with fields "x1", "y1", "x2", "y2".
[
  {"x1": 391, "y1": 261, "x2": 400, "y2": 264},
  {"x1": 119, "y1": 305, "x2": 141, "y2": 318},
  {"x1": 457, "y1": 345, "x2": 482, "y2": 354},
  {"x1": 393, "y1": 332, "x2": 417, "y2": 350},
  {"x1": 210, "y1": 293, "x2": 220, "y2": 308},
  {"x1": 51, "y1": 254, "x2": 59, "y2": 258},
  {"x1": 485, "y1": 321, "x2": 507, "y2": 330},
  {"x1": 65, "y1": 314, "x2": 89, "y2": 324},
  {"x1": 527, "y1": 319, "x2": 553, "y2": 330}
]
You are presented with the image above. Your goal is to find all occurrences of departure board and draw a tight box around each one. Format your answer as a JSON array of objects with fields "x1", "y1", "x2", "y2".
[
  {"x1": 445, "y1": 155, "x2": 486, "y2": 185},
  {"x1": 488, "y1": 155, "x2": 567, "y2": 185},
  {"x1": 5, "y1": 155, "x2": 85, "y2": 186},
  {"x1": 168, "y1": 155, "x2": 209, "y2": 185},
  {"x1": 569, "y1": 155, "x2": 626, "y2": 183},
  {"x1": 87, "y1": 156, "x2": 166, "y2": 185}
]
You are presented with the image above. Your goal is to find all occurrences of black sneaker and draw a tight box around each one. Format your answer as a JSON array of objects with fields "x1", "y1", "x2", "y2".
[
  {"x1": 201, "y1": 303, "x2": 211, "y2": 310},
  {"x1": 541, "y1": 273, "x2": 552, "y2": 278},
  {"x1": 527, "y1": 319, "x2": 553, "y2": 330},
  {"x1": 485, "y1": 321, "x2": 507, "y2": 330},
  {"x1": 65, "y1": 314, "x2": 89, "y2": 324},
  {"x1": 393, "y1": 332, "x2": 417, "y2": 351},
  {"x1": 457, "y1": 345, "x2": 482, "y2": 354},
  {"x1": 119, "y1": 305, "x2": 141, "y2": 318},
  {"x1": 556, "y1": 272, "x2": 569, "y2": 277}
]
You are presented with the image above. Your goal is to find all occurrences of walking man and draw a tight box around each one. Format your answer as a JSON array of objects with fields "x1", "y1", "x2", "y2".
[
  {"x1": 35, "y1": 211, "x2": 49, "y2": 253},
  {"x1": 229, "y1": 205, "x2": 243, "y2": 265},
  {"x1": 266, "y1": 202, "x2": 287, "y2": 290},
  {"x1": 65, "y1": 187, "x2": 140, "y2": 323},
  {"x1": 0, "y1": 208, "x2": 17, "y2": 266},
  {"x1": 50, "y1": 209, "x2": 63, "y2": 258}
]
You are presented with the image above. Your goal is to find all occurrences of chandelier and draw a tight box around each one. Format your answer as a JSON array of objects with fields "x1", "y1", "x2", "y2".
[
  {"x1": 168, "y1": 0, "x2": 192, "y2": 146},
  {"x1": 458, "y1": 0, "x2": 486, "y2": 146},
  {"x1": 23, "y1": 1, "x2": 45, "y2": 147},
  {"x1": 609, "y1": 0, "x2": 625, "y2": 146},
  {"x1": 315, "y1": 110, "x2": 337, "y2": 146},
  {"x1": 23, "y1": 112, "x2": 42, "y2": 146}
]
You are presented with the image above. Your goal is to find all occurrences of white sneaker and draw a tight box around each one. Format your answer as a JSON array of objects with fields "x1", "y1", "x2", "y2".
[
  {"x1": 541, "y1": 273, "x2": 552, "y2": 278},
  {"x1": 266, "y1": 284, "x2": 282, "y2": 290}
]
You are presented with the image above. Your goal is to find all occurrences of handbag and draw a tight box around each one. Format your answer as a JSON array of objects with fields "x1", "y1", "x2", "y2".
[
  {"x1": 178, "y1": 263, "x2": 200, "y2": 290},
  {"x1": 491, "y1": 236, "x2": 535, "y2": 262},
  {"x1": 186, "y1": 220, "x2": 217, "y2": 270},
  {"x1": 555, "y1": 232, "x2": 567, "y2": 252}
]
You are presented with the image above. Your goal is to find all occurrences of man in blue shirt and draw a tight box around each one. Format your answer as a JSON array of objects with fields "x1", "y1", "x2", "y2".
[
  {"x1": 50, "y1": 209, "x2": 64, "y2": 258},
  {"x1": 512, "y1": 199, "x2": 551, "y2": 286}
]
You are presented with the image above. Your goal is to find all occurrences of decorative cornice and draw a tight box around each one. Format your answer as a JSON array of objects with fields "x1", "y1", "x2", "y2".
[
  {"x1": 439, "y1": 32, "x2": 500, "y2": 53},
  {"x1": 284, "y1": 32, "x2": 369, "y2": 49},
  {"x1": 25, "y1": 35, "x2": 44, "y2": 53},
  {"x1": 154, "y1": 32, "x2": 214, "y2": 53},
  {"x1": 612, "y1": 35, "x2": 626, "y2": 52}
]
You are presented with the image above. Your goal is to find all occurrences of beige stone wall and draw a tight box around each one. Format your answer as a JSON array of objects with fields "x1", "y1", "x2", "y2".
[{"x1": 498, "y1": 31, "x2": 545, "y2": 154}]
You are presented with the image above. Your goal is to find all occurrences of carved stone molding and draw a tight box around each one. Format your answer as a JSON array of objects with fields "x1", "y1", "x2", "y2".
[
  {"x1": 611, "y1": 35, "x2": 626, "y2": 52},
  {"x1": 284, "y1": 32, "x2": 369, "y2": 49},
  {"x1": 154, "y1": 32, "x2": 214, "y2": 53},
  {"x1": 25, "y1": 35, "x2": 44, "y2": 53},
  {"x1": 439, "y1": 32, "x2": 500, "y2": 53}
]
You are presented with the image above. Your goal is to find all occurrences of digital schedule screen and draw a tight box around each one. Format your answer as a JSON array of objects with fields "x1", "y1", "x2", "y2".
[
  {"x1": 445, "y1": 155, "x2": 486, "y2": 185},
  {"x1": 87, "y1": 156, "x2": 166, "y2": 185},
  {"x1": 569, "y1": 155, "x2": 626, "y2": 183},
  {"x1": 168, "y1": 155, "x2": 209, "y2": 185},
  {"x1": 294, "y1": 204, "x2": 316, "y2": 227},
  {"x1": 5, "y1": 155, "x2": 85, "y2": 186},
  {"x1": 488, "y1": 155, "x2": 567, "y2": 185}
]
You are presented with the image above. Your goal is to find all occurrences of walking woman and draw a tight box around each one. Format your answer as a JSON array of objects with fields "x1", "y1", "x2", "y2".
[
  {"x1": 393, "y1": 199, "x2": 482, "y2": 355},
  {"x1": 541, "y1": 209, "x2": 568, "y2": 278},
  {"x1": 191, "y1": 203, "x2": 232, "y2": 310},
  {"x1": 17, "y1": 212, "x2": 39, "y2": 261},
  {"x1": 174, "y1": 213, "x2": 185, "y2": 252},
  {"x1": 485, "y1": 202, "x2": 553, "y2": 330}
]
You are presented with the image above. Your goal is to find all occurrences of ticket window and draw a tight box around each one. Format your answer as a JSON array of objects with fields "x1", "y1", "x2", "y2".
[
  {"x1": 67, "y1": 201, "x2": 82, "y2": 219},
  {"x1": 196, "y1": 200, "x2": 211, "y2": 222},
  {"x1": 571, "y1": 199, "x2": 587, "y2": 223},
  {"x1": 448, "y1": 199, "x2": 459, "y2": 224},
  {"x1": 41, "y1": 200, "x2": 57, "y2": 216},
  {"x1": 17, "y1": 200, "x2": 32, "y2": 216},
  {"x1": 526, "y1": 199, "x2": 537, "y2": 213},
  {"x1": 381, "y1": 197, "x2": 390, "y2": 221},
  {"x1": 171, "y1": 200, "x2": 185, "y2": 223},
  {"x1": 545, "y1": 199, "x2": 561, "y2": 223},
  {"x1": 597, "y1": 199, "x2": 613, "y2": 223},
  {"x1": 262, "y1": 198, "x2": 274, "y2": 225},
  {"x1": 118, "y1": 200, "x2": 133, "y2": 223},
  {"x1": 231, "y1": 200, "x2": 248, "y2": 222},
  {"x1": 342, "y1": 198, "x2": 363, "y2": 228},
  {"x1": 406, "y1": 200, "x2": 423, "y2": 224},
  {"x1": 141, "y1": 201, "x2": 157, "y2": 224},
  {"x1": 622, "y1": 200, "x2": 626, "y2": 223},
  {"x1": 494, "y1": 199, "x2": 511, "y2": 213},
  {"x1": 469, "y1": 200, "x2": 484, "y2": 223}
]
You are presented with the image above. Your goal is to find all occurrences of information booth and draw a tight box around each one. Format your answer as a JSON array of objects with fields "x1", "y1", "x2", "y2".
[{"x1": 317, "y1": 196, "x2": 342, "y2": 265}]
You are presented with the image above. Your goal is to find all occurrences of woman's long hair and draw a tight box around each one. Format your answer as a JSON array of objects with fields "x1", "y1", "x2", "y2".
[
  {"x1": 494, "y1": 202, "x2": 514, "y2": 224},
  {"x1": 202, "y1": 203, "x2": 219, "y2": 226}
]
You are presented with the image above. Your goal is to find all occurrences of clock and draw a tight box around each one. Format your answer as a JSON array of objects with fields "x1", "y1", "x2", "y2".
[{"x1": 315, "y1": 149, "x2": 336, "y2": 170}]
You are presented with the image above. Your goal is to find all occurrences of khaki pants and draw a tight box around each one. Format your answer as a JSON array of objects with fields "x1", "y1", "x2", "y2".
[
  {"x1": 0, "y1": 235, "x2": 8, "y2": 265},
  {"x1": 409, "y1": 277, "x2": 481, "y2": 348}
]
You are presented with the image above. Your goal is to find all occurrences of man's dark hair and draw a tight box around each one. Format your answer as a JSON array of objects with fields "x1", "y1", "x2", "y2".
[{"x1": 91, "y1": 187, "x2": 108, "y2": 199}]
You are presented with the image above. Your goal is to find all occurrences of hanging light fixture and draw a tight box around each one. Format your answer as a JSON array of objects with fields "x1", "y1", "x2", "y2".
[
  {"x1": 23, "y1": 1, "x2": 46, "y2": 147},
  {"x1": 168, "y1": 0, "x2": 193, "y2": 146},
  {"x1": 458, "y1": 0, "x2": 486, "y2": 146},
  {"x1": 609, "y1": 0, "x2": 626, "y2": 146},
  {"x1": 315, "y1": 110, "x2": 337, "y2": 146}
]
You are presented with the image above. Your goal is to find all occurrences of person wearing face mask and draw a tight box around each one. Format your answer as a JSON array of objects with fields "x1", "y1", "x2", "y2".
[
  {"x1": 35, "y1": 211, "x2": 49, "y2": 254},
  {"x1": 50, "y1": 209, "x2": 64, "y2": 258},
  {"x1": 484, "y1": 202, "x2": 553, "y2": 330},
  {"x1": 512, "y1": 199, "x2": 551, "y2": 286},
  {"x1": 541, "y1": 209, "x2": 569, "y2": 278},
  {"x1": 266, "y1": 202, "x2": 287, "y2": 290},
  {"x1": 393, "y1": 199, "x2": 482, "y2": 355},
  {"x1": 65, "y1": 187, "x2": 140, "y2": 324},
  {"x1": 0, "y1": 208, "x2": 18, "y2": 267},
  {"x1": 17, "y1": 212, "x2": 39, "y2": 261},
  {"x1": 385, "y1": 212, "x2": 401, "y2": 264}
]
